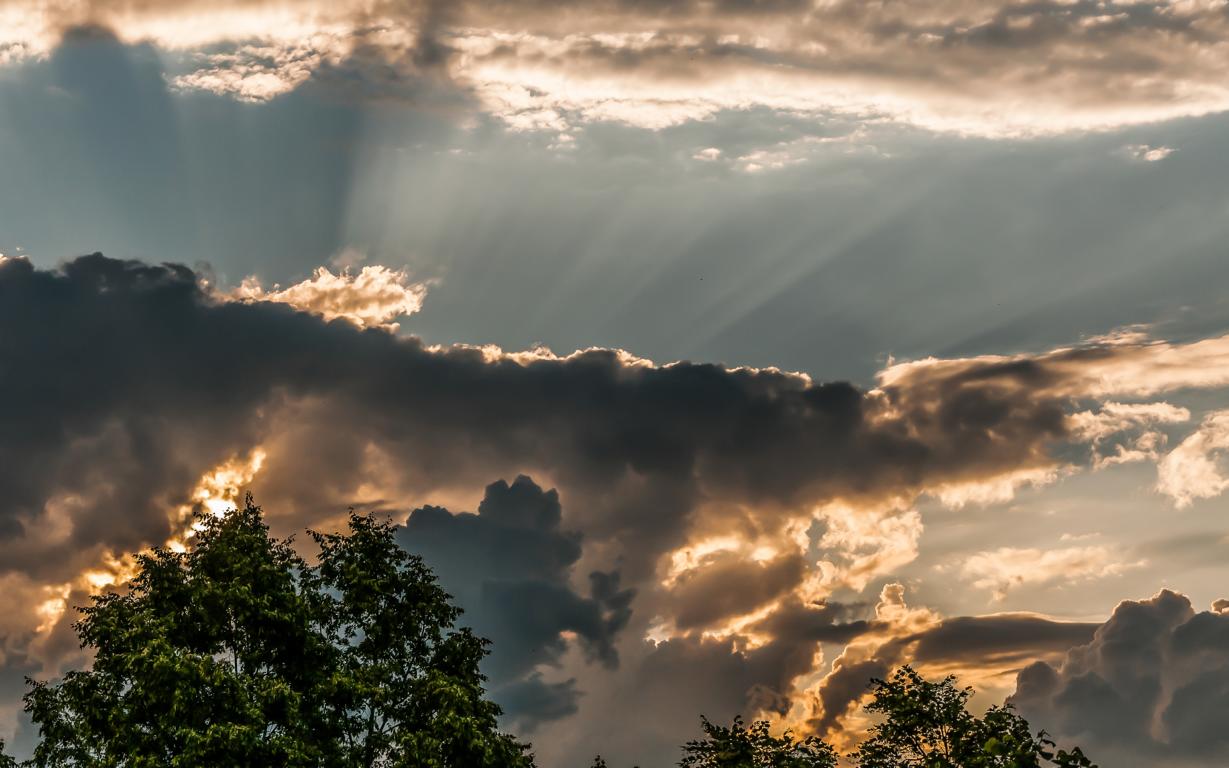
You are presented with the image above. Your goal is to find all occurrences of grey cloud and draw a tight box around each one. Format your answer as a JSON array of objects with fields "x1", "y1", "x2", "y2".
[
  {"x1": 809, "y1": 611, "x2": 1101, "y2": 736},
  {"x1": 1011, "y1": 590, "x2": 1229, "y2": 766},
  {"x1": 667, "y1": 553, "x2": 806, "y2": 631},
  {"x1": 812, "y1": 655, "x2": 895, "y2": 735},
  {"x1": 543, "y1": 600, "x2": 873, "y2": 767},
  {"x1": 397, "y1": 475, "x2": 634, "y2": 728},
  {"x1": 911, "y1": 614, "x2": 1099, "y2": 667}
]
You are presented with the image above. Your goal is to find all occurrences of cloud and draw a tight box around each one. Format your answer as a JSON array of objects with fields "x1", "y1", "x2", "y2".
[
  {"x1": 1011, "y1": 590, "x2": 1229, "y2": 766},
  {"x1": 803, "y1": 584, "x2": 1100, "y2": 744},
  {"x1": 397, "y1": 475, "x2": 634, "y2": 728},
  {"x1": 1069, "y1": 400, "x2": 1189, "y2": 468},
  {"x1": 169, "y1": 39, "x2": 341, "y2": 101},
  {"x1": 227, "y1": 263, "x2": 428, "y2": 331},
  {"x1": 0, "y1": 252, "x2": 1083, "y2": 732},
  {"x1": 1124, "y1": 144, "x2": 1178, "y2": 162},
  {"x1": 876, "y1": 329, "x2": 1229, "y2": 400},
  {"x1": 807, "y1": 583, "x2": 941, "y2": 739},
  {"x1": 957, "y1": 545, "x2": 1144, "y2": 601},
  {"x1": 6, "y1": 253, "x2": 1229, "y2": 764},
  {"x1": 4, "y1": 1, "x2": 1229, "y2": 136},
  {"x1": 1156, "y1": 409, "x2": 1229, "y2": 508},
  {"x1": 813, "y1": 503, "x2": 923, "y2": 593}
]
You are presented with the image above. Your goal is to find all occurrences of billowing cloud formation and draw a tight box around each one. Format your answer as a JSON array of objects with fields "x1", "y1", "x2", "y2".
[
  {"x1": 5, "y1": 253, "x2": 1229, "y2": 764},
  {"x1": 3, "y1": 1, "x2": 1229, "y2": 135},
  {"x1": 0, "y1": 251, "x2": 1094, "y2": 596},
  {"x1": 1012, "y1": 590, "x2": 1229, "y2": 766},
  {"x1": 803, "y1": 584, "x2": 1098, "y2": 742},
  {"x1": 397, "y1": 475, "x2": 634, "y2": 728}
]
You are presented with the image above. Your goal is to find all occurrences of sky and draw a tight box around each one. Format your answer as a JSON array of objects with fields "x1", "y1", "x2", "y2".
[{"x1": 1, "y1": 1, "x2": 1229, "y2": 765}]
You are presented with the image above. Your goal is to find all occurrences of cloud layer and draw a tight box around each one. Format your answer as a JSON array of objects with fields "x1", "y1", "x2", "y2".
[
  {"x1": 3, "y1": 1, "x2": 1229, "y2": 135},
  {"x1": 1013, "y1": 590, "x2": 1229, "y2": 766},
  {"x1": 2, "y1": 253, "x2": 1229, "y2": 764}
]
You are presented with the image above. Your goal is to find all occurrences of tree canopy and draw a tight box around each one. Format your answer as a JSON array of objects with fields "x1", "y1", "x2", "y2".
[
  {"x1": 679, "y1": 715, "x2": 837, "y2": 768},
  {"x1": 853, "y1": 667, "x2": 1096, "y2": 768},
  {"x1": 22, "y1": 499, "x2": 532, "y2": 768}
]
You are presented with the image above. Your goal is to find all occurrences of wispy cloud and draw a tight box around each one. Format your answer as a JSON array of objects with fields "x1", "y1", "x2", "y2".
[
  {"x1": 1123, "y1": 144, "x2": 1178, "y2": 162},
  {"x1": 959, "y1": 545, "x2": 1144, "y2": 601}
]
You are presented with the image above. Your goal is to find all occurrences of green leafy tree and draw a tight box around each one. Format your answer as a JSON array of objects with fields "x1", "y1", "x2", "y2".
[
  {"x1": 852, "y1": 667, "x2": 1096, "y2": 768},
  {"x1": 306, "y1": 511, "x2": 532, "y2": 767},
  {"x1": 24, "y1": 498, "x2": 533, "y2": 768},
  {"x1": 680, "y1": 715, "x2": 838, "y2": 768}
]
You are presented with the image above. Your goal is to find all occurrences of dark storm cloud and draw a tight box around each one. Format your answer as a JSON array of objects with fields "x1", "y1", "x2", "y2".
[
  {"x1": 397, "y1": 475, "x2": 634, "y2": 728},
  {"x1": 0, "y1": 253, "x2": 1088, "y2": 575},
  {"x1": 0, "y1": 252, "x2": 1094, "y2": 732},
  {"x1": 1011, "y1": 590, "x2": 1229, "y2": 766},
  {"x1": 2, "y1": 252, "x2": 1222, "y2": 766}
]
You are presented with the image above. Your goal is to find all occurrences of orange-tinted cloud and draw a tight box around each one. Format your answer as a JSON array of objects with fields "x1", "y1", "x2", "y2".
[{"x1": 3, "y1": 1, "x2": 1229, "y2": 135}]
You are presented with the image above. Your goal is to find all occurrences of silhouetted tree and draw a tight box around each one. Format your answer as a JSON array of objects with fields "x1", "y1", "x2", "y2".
[
  {"x1": 24, "y1": 498, "x2": 533, "y2": 768},
  {"x1": 853, "y1": 666, "x2": 1096, "y2": 768},
  {"x1": 680, "y1": 715, "x2": 838, "y2": 768}
]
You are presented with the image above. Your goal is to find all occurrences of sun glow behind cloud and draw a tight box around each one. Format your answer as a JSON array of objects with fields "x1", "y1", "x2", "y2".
[{"x1": 228, "y1": 264, "x2": 428, "y2": 331}]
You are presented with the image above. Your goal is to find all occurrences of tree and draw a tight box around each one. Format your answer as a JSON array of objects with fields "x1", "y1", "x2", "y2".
[
  {"x1": 24, "y1": 498, "x2": 533, "y2": 767},
  {"x1": 306, "y1": 511, "x2": 532, "y2": 767},
  {"x1": 680, "y1": 715, "x2": 838, "y2": 768},
  {"x1": 852, "y1": 667, "x2": 1096, "y2": 768}
]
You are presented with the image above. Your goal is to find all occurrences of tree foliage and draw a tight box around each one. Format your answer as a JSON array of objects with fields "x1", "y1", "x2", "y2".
[
  {"x1": 680, "y1": 715, "x2": 838, "y2": 768},
  {"x1": 23, "y1": 499, "x2": 532, "y2": 768},
  {"x1": 853, "y1": 667, "x2": 1096, "y2": 768}
]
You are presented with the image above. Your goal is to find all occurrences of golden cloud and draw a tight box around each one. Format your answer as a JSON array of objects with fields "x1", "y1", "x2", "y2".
[{"x1": 2, "y1": 0, "x2": 1229, "y2": 135}]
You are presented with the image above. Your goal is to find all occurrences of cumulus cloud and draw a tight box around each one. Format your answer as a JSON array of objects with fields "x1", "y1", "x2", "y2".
[
  {"x1": 1012, "y1": 590, "x2": 1229, "y2": 766},
  {"x1": 227, "y1": 263, "x2": 428, "y2": 330},
  {"x1": 1156, "y1": 409, "x2": 1229, "y2": 508},
  {"x1": 397, "y1": 475, "x2": 634, "y2": 728},
  {"x1": 3, "y1": 1, "x2": 1229, "y2": 136}
]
